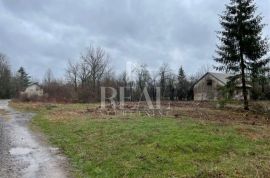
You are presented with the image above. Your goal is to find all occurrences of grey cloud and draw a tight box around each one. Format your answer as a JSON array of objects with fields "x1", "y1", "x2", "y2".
[{"x1": 0, "y1": 0, "x2": 269, "y2": 80}]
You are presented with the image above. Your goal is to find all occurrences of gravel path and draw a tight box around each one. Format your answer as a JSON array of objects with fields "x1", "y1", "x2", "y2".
[{"x1": 0, "y1": 100, "x2": 69, "y2": 178}]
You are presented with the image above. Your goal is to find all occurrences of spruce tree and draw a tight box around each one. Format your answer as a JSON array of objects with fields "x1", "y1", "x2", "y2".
[
  {"x1": 214, "y1": 0, "x2": 269, "y2": 110},
  {"x1": 178, "y1": 67, "x2": 185, "y2": 81},
  {"x1": 177, "y1": 66, "x2": 188, "y2": 100},
  {"x1": 17, "y1": 67, "x2": 31, "y2": 90}
]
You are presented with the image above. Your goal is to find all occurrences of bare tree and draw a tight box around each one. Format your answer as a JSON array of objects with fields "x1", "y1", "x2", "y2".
[
  {"x1": 78, "y1": 61, "x2": 90, "y2": 89},
  {"x1": 82, "y1": 45, "x2": 109, "y2": 90},
  {"x1": 119, "y1": 71, "x2": 128, "y2": 88},
  {"x1": 167, "y1": 72, "x2": 177, "y2": 101},
  {"x1": 189, "y1": 64, "x2": 212, "y2": 86},
  {"x1": 148, "y1": 71, "x2": 159, "y2": 100},
  {"x1": 66, "y1": 60, "x2": 79, "y2": 92},
  {"x1": 116, "y1": 71, "x2": 134, "y2": 101},
  {"x1": 194, "y1": 64, "x2": 212, "y2": 81},
  {"x1": 134, "y1": 64, "x2": 151, "y2": 92},
  {"x1": 43, "y1": 68, "x2": 54, "y2": 86},
  {"x1": 159, "y1": 63, "x2": 171, "y2": 99}
]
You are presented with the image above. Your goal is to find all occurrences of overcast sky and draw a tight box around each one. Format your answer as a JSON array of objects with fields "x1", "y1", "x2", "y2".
[{"x1": 0, "y1": 0, "x2": 269, "y2": 81}]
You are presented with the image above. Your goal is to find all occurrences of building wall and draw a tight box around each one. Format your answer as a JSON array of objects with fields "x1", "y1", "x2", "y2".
[
  {"x1": 233, "y1": 88, "x2": 251, "y2": 100},
  {"x1": 193, "y1": 74, "x2": 224, "y2": 101},
  {"x1": 24, "y1": 85, "x2": 44, "y2": 97}
]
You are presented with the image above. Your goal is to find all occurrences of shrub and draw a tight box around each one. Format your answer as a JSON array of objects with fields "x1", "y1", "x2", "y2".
[
  {"x1": 216, "y1": 99, "x2": 230, "y2": 109},
  {"x1": 251, "y1": 102, "x2": 270, "y2": 115}
]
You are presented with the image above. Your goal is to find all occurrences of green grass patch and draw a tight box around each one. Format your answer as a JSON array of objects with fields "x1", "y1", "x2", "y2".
[
  {"x1": 32, "y1": 114, "x2": 270, "y2": 177},
  {"x1": 11, "y1": 102, "x2": 270, "y2": 177}
]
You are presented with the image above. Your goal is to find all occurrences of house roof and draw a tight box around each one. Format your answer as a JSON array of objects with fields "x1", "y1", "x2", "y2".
[
  {"x1": 28, "y1": 83, "x2": 41, "y2": 88},
  {"x1": 193, "y1": 72, "x2": 252, "y2": 88},
  {"x1": 209, "y1": 72, "x2": 232, "y2": 85},
  {"x1": 193, "y1": 72, "x2": 231, "y2": 87},
  {"x1": 209, "y1": 73, "x2": 252, "y2": 87}
]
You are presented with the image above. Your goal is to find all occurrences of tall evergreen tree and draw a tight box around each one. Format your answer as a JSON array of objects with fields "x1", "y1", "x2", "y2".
[
  {"x1": 214, "y1": 0, "x2": 269, "y2": 110},
  {"x1": 17, "y1": 67, "x2": 31, "y2": 90},
  {"x1": 177, "y1": 66, "x2": 188, "y2": 100},
  {"x1": 178, "y1": 67, "x2": 185, "y2": 81},
  {"x1": 0, "y1": 53, "x2": 12, "y2": 98}
]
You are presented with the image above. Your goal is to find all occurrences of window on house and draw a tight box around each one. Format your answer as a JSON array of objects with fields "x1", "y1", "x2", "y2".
[{"x1": 207, "y1": 80, "x2": 212, "y2": 86}]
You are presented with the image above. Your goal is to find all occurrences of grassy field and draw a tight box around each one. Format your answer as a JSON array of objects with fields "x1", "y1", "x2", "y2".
[{"x1": 10, "y1": 102, "x2": 270, "y2": 178}]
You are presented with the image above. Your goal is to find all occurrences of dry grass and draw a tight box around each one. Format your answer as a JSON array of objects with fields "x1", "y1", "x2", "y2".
[
  {"x1": 10, "y1": 100, "x2": 270, "y2": 124},
  {"x1": 0, "y1": 108, "x2": 11, "y2": 120}
]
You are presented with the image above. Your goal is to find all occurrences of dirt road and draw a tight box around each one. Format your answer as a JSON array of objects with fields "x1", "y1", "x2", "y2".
[{"x1": 0, "y1": 100, "x2": 68, "y2": 178}]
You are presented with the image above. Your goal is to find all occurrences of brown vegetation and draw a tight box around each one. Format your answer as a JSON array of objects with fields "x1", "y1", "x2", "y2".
[{"x1": 12, "y1": 100, "x2": 270, "y2": 125}]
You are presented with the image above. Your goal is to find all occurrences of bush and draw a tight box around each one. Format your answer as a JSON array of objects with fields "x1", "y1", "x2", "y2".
[
  {"x1": 43, "y1": 82, "x2": 74, "y2": 103},
  {"x1": 216, "y1": 99, "x2": 230, "y2": 109},
  {"x1": 19, "y1": 93, "x2": 44, "y2": 102},
  {"x1": 251, "y1": 102, "x2": 270, "y2": 115}
]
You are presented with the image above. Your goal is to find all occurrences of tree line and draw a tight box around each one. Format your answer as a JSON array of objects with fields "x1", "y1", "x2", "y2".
[
  {"x1": 0, "y1": 53, "x2": 31, "y2": 99},
  {"x1": 64, "y1": 45, "x2": 195, "y2": 102},
  {"x1": 0, "y1": 46, "x2": 203, "y2": 102},
  {"x1": 1, "y1": 41, "x2": 269, "y2": 103},
  {"x1": 1, "y1": 46, "x2": 270, "y2": 104}
]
